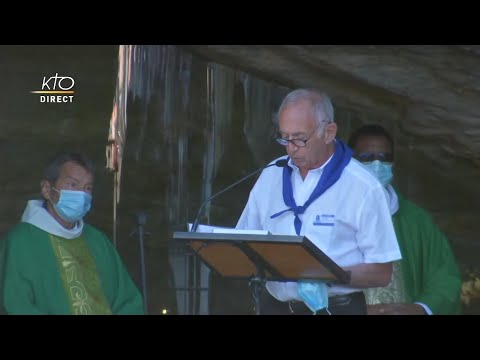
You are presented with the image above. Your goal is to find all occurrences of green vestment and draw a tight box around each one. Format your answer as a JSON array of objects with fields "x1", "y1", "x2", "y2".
[
  {"x1": 1, "y1": 222, "x2": 144, "y2": 315},
  {"x1": 365, "y1": 191, "x2": 462, "y2": 315}
]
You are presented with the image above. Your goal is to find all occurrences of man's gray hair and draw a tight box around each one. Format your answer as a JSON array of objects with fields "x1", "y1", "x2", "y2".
[{"x1": 275, "y1": 88, "x2": 334, "y2": 135}]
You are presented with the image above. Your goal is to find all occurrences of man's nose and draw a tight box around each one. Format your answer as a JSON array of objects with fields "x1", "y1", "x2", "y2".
[{"x1": 287, "y1": 142, "x2": 299, "y2": 151}]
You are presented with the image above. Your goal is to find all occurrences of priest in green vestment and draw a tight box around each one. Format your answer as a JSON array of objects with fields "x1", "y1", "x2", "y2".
[
  {"x1": 348, "y1": 125, "x2": 462, "y2": 315},
  {"x1": 0, "y1": 152, "x2": 145, "y2": 315}
]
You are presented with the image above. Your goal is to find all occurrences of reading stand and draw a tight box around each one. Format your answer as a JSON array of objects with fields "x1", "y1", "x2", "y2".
[{"x1": 173, "y1": 231, "x2": 351, "y2": 315}]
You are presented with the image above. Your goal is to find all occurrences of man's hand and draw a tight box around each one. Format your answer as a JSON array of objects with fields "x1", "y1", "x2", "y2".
[{"x1": 367, "y1": 303, "x2": 427, "y2": 315}]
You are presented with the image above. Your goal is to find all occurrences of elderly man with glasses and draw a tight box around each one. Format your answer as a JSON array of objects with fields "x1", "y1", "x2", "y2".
[
  {"x1": 235, "y1": 88, "x2": 401, "y2": 315},
  {"x1": 348, "y1": 124, "x2": 462, "y2": 315}
]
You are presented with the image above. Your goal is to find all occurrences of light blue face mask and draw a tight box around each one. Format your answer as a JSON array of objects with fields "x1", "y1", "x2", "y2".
[
  {"x1": 297, "y1": 280, "x2": 329, "y2": 313},
  {"x1": 51, "y1": 187, "x2": 92, "y2": 222},
  {"x1": 362, "y1": 160, "x2": 393, "y2": 187}
]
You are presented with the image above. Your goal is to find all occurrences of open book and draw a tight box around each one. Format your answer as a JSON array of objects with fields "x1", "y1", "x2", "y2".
[{"x1": 187, "y1": 223, "x2": 270, "y2": 235}]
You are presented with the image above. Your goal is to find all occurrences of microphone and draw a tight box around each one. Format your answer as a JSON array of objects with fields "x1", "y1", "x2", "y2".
[{"x1": 190, "y1": 158, "x2": 289, "y2": 232}]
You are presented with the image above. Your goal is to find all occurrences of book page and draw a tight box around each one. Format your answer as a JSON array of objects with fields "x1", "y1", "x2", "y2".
[
  {"x1": 187, "y1": 223, "x2": 234, "y2": 233},
  {"x1": 212, "y1": 228, "x2": 270, "y2": 235}
]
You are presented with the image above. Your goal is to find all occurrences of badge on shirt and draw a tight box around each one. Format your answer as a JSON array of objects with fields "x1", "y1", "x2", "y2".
[{"x1": 313, "y1": 214, "x2": 335, "y2": 226}]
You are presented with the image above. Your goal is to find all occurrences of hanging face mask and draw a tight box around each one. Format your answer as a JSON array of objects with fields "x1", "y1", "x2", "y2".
[
  {"x1": 362, "y1": 160, "x2": 393, "y2": 187},
  {"x1": 51, "y1": 187, "x2": 92, "y2": 222},
  {"x1": 297, "y1": 280, "x2": 329, "y2": 313}
]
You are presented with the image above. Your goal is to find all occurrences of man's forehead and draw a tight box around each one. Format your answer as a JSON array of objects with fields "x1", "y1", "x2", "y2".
[
  {"x1": 279, "y1": 102, "x2": 316, "y2": 127},
  {"x1": 58, "y1": 162, "x2": 93, "y2": 180},
  {"x1": 279, "y1": 128, "x2": 311, "y2": 136},
  {"x1": 356, "y1": 135, "x2": 391, "y2": 149},
  {"x1": 279, "y1": 117, "x2": 316, "y2": 135}
]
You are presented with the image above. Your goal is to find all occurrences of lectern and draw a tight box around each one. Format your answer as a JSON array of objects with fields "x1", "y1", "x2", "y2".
[{"x1": 172, "y1": 231, "x2": 351, "y2": 315}]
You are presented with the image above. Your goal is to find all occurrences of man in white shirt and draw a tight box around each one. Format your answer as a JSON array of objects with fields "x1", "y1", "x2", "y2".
[{"x1": 236, "y1": 88, "x2": 402, "y2": 315}]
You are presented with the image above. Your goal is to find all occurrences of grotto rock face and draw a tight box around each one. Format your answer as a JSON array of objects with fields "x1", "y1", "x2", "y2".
[{"x1": 182, "y1": 45, "x2": 480, "y2": 254}]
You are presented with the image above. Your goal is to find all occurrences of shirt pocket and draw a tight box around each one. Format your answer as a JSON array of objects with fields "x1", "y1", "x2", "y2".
[{"x1": 305, "y1": 213, "x2": 336, "y2": 252}]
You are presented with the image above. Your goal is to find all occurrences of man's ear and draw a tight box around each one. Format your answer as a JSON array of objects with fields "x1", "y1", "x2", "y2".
[
  {"x1": 40, "y1": 180, "x2": 52, "y2": 200},
  {"x1": 324, "y1": 122, "x2": 337, "y2": 144}
]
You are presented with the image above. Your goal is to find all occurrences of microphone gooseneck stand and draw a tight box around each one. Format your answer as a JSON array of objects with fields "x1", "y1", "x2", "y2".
[
  {"x1": 189, "y1": 158, "x2": 289, "y2": 315},
  {"x1": 133, "y1": 212, "x2": 149, "y2": 315},
  {"x1": 191, "y1": 159, "x2": 288, "y2": 232},
  {"x1": 249, "y1": 260, "x2": 267, "y2": 315}
]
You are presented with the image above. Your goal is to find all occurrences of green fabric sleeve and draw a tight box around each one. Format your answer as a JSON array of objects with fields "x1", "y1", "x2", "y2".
[
  {"x1": 108, "y1": 241, "x2": 146, "y2": 315},
  {"x1": 0, "y1": 225, "x2": 49, "y2": 315},
  {"x1": 394, "y1": 194, "x2": 462, "y2": 315},
  {"x1": 84, "y1": 226, "x2": 145, "y2": 315},
  {"x1": 413, "y1": 215, "x2": 462, "y2": 314}
]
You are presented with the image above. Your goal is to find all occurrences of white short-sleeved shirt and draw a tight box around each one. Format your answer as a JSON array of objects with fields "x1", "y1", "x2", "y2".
[{"x1": 236, "y1": 155, "x2": 402, "y2": 300}]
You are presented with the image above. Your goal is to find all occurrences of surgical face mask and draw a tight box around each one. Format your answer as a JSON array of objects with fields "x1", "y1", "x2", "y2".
[
  {"x1": 297, "y1": 280, "x2": 329, "y2": 313},
  {"x1": 362, "y1": 160, "x2": 393, "y2": 187},
  {"x1": 51, "y1": 187, "x2": 92, "y2": 222}
]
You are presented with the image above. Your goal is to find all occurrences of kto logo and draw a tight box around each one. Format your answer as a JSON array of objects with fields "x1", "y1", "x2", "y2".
[{"x1": 30, "y1": 73, "x2": 75, "y2": 103}]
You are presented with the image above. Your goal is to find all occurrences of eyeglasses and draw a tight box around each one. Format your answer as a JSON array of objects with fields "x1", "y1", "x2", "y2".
[
  {"x1": 275, "y1": 128, "x2": 317, "y2": 148},
  {"x1": 354, "y1": 151, "x2": 394, "y2": 163}
]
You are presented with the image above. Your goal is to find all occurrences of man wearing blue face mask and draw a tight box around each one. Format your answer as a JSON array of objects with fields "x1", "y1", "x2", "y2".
[
  {"x1": 348, "y1": 124, "x2": 462, "y2": 315},
  {"x1": 0, "y1": 152, "x2": 144, "y2": 315}
]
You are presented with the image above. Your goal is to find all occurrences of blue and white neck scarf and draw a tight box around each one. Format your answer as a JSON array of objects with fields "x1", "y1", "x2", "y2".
[{"x1": 270, "y1": 139, "x2": 352, "y2": 235}]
